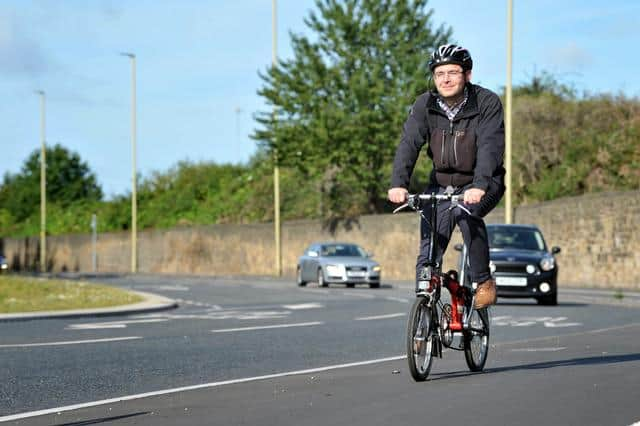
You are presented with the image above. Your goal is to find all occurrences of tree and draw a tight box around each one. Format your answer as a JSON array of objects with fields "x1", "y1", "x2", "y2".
[
  {"x1": 0, "y1": 144, "x2": 103, "y2": 222},
  {"x1": 253, "y1": 0, "x2": 451, "y2": 219}
]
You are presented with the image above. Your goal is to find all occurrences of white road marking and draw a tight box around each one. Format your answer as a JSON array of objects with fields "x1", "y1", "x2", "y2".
[
  {"x1": 282, "y1": 303, "x2": 324, "y2": 310},
  {"x1": 67, "y1": 324, "x2": 127, "y2": 330},
  {"x1": 0, "y1": 336, "x2": 142, "y2": 348},
  {"x1": 211, "y1": 321, "x2": 323, "y2": 333},
  {"x1": 355, "y1": 313, "x2": 406, "y2": 321},
  {"x1": 136, "y1": 285, "x2": 190, "y2": 291},
  {"x1": 511, "y1": 347, "x2": 567, "y2": 352},
  {"x1": 66, "y1": 319, "x2": 169, "y2": 330},
  {"x1": 342, "y1": 292, "x2": 376, "y2": 299},
  {"x1": 492, "y1": 315, "x2": 582, "y2": 328},
  {"x1": 544, "y1": 320, "x2": 583, "y2": 328},
  {"x1": 385, "y1": 297, "x2": 410, "y2": 303},
  {"x1": 0, "y1": 355, "x2": 405, "y2": 423}
]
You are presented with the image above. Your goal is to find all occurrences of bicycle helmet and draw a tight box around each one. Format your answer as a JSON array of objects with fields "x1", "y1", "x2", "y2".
[{"x1": 428, "y1": 44, "x2": 473, "y2": 71}]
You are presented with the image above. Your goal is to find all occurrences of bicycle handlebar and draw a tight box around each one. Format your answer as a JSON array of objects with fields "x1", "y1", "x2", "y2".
[{"x1": 392, "y1": 192, "x2": 469, "y2": 215}]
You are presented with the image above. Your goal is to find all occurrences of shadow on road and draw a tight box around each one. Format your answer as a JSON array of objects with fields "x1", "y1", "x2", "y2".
[
  {"x1": 52, "y1": 412, "x2": 150, "y2": 426},
  {"x1": 428, "y1": 352, "x2": 640, "y2": 382}
]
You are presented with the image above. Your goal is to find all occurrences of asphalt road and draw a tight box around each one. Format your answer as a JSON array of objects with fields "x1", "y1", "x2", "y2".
[{"x1": 1, "y1": 274, "x2": 639, "y2": 425}]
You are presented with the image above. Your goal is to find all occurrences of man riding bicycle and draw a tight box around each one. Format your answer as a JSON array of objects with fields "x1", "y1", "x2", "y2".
[{"x1": 388, "y1": 44, "x2": 505, "y2": 309}]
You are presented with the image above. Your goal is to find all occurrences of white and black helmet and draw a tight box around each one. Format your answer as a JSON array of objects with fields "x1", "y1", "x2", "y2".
[{"x1": 428, "y1": 44, "x2": 473, "y2": 72}]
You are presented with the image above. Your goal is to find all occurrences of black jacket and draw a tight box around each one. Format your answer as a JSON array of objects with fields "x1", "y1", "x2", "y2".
[{"x1": 391, "y1": 83, "x2": 505, "y2": 191}]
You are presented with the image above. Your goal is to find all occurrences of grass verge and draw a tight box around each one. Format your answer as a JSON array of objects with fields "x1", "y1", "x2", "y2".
[{"x1": 0, "y1": 275, "x2": 144, "y2": 314}]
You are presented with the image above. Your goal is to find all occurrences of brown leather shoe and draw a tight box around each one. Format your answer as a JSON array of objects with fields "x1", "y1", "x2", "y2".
[{"x1": 474, "y1": 279, "x2": 497, "y2": 309}]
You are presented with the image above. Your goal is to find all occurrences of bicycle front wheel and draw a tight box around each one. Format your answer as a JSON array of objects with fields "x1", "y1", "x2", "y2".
[
  {"x1": 406, "y1": 297, "x2": 435, "y2": 381},
  {"x1": 463, "y1": 307, "x2": 490, "y2": 372}
]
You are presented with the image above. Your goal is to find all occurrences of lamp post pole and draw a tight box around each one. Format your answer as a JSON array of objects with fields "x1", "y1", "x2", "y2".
[
  {"x1": 505, "y1": 0, "x2": 513, "y2": 224},
  {"x1": 121, "y1": 52, "x2": 138, "y2": 273},
  {"x1": 272, "y1": 0, "x2": 282, "y2": 276},
  {"x1": 36, "y1": 90, "x2": 46, "y2": 273}
]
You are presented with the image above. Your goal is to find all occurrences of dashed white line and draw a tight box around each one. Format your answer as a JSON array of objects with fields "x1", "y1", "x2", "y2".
[
  {"x1": 211, "y1": 321, "x2": 324, "y2": 333},
  {"x1": 385, "y1": 297, "x2": 410, "y2": 303},
  {"x1": 355, "y1": 313, "x2": 406, "y2": 321},
  {"x1": 66, "y1": 319, "x2": 169, "y2": 330},
  {"x1": 0, "y1": 336, "x2": 142, "y2": 348},
  {"x1": 342, "y1": 292, "x2": 376, "y2": 299},
  {"x1": 282, "y1": 303, "x2": 324, "y2": 310},
  {"x1": 510, "y1": 347, "x2": 567, "y2": 352}
]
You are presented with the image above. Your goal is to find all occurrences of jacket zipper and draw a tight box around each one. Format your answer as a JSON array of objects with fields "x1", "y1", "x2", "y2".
[
  {"x1": 441, "y1": 129, "x2": 446, "y2": 166},
  {"x1": 453, "y1": 131, "x2": 459, "y2": 165},
  {"x1": 448, "y1": 120, "x2": 454, "y2": 166}
]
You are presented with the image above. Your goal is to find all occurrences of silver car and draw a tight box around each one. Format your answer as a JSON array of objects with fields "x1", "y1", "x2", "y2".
[{"x1": 296, "y1": 242, "x2": 381, "y2": 288}]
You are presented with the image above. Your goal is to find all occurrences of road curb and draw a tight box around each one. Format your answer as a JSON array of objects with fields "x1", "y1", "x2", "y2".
[{"x1": 0, "y1": 289, "x2": 178, "y2": 322}]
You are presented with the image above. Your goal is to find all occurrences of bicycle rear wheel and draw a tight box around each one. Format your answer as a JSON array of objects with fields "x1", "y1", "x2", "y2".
[
  {"x1": 406, "y1": 297, "x2": 435, "y2": 381},
  {"x1": 463, "y1": 307, "x2": 490, "y2": 372}
]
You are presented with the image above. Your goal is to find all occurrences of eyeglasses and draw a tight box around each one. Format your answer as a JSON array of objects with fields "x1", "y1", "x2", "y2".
[{"x1": 433, "y1": 70, "x2": 464, "y2": 80}]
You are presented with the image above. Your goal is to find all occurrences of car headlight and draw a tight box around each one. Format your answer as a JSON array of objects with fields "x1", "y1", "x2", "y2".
[
  {"x1": 372, "y1": 265, "x2": 381, "y2": 272},
  {"x1": 326, "y1": 265, "x2": 344, "y2": 276},
  {"x1": 540, "y1": 256, "x2": 555, "y2": 271},
  {"x1": 0, "y1": 264, "x2": 7, "y2": 270},
  {"x1": 489, "y1": 261, "x2": 496, "y2": 274}
]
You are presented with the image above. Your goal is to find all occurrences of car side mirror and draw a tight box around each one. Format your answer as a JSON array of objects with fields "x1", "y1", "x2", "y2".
[
  {"x1": 551, "y1": 246, "x2": 561, "y2": 254},
  {"x1": 308, "y1": 251, "x2": 319, "y2": 257},
  {"x1": 454, "y1": 243, "x2": 463, "y2": 252},
  {"x1": 367, "y1": 252, "x2": 374, "y2": 258}
]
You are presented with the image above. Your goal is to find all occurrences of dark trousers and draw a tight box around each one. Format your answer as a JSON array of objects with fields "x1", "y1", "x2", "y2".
[{"x1": 416, "y1": 179, "x2": 505, "y2": 285}]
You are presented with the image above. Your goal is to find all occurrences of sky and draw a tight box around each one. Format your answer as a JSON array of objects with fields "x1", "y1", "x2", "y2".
[{"x1": 1, "y1": 0, "x2": 638, "y2": 199}]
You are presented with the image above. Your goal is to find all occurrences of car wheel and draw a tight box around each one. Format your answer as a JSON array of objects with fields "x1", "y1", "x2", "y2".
[
  {"x1": 537, "y1": 293, "x2": 557, "y2": 306},
  {"x1": 318, "y1": 268, "x2": 328, "y2": 287},
  {"x1": 369, "y1": 282, "x2": 380, "y2": 289},
  {"x1": 296, "y1": 267, "x2": 307, "y2": 287},
  {"x1": 346, "y1": 283, "x2": 355, "y2": 288}
]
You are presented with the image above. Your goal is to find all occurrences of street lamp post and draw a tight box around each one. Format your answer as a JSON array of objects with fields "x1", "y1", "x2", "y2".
[
  {"x1": 272, "y1": 0, "x2": 282, "y2": 276},
  {"x1": 505, "y1": 0, "x2": 513, "y2": 224},
  {"x1": 121, "y1": 52, "x2": 138, "y2": 273},
  {"x1": 36, "y1": 90, "x2": 46, "y2": 273}
]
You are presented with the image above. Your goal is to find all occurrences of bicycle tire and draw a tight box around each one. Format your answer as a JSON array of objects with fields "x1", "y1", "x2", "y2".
[
  {"x1": 463, "y1": 307, "x2": 490, "y2": 372},
  {"x1": 406, "y1": 297, "x2": 434, "y2": 381}
]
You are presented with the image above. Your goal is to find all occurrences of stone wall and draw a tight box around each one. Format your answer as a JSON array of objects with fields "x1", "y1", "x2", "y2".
[{"x1": 2, "y1": 190, "x2": 638, "y2": 289}]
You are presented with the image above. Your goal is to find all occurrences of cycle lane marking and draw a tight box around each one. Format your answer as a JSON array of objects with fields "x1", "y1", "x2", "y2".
[{"x1": 492, "y1": 315, "x2": 582, "y2": 328}]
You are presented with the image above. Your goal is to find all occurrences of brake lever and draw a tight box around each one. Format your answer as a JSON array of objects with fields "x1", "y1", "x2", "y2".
[{"x1": 392, "y1": 203, "x2": 409, "y2": 214}]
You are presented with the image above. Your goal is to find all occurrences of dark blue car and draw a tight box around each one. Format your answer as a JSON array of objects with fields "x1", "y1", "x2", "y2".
[{"x1": 457, "y1": 224, "x2": 560, "y2": 305}]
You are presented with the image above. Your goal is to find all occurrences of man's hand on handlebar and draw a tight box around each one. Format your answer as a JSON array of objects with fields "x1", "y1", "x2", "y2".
[
  {"x1": 464, "y1": 188, "x2": 485, "y2": 204},
  {"x1": 388, "y1": 187, "x2": 408, "y2": 204}
]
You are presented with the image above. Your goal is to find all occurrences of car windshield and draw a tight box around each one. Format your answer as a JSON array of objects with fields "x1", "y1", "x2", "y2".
[
  {"x1": 488, "y1": 228, "x2": 545, "y2": 251},
  {"x1": 321, "y1": 244, "x2": 366, "y2": 257}
]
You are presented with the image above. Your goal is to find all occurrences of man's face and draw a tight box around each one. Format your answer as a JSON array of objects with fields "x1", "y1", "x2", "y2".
[{"x1": 433, "y1": 64, "x2": 471, "y2": 99}]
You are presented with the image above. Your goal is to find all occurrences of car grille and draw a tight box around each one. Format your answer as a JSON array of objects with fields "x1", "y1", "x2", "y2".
[
  {"x1": 494, "y1": 263, "x2": 528, "y2": 274},
  {"x1": 346, "y1": 266, "x2": 366, "y2": 272}
]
